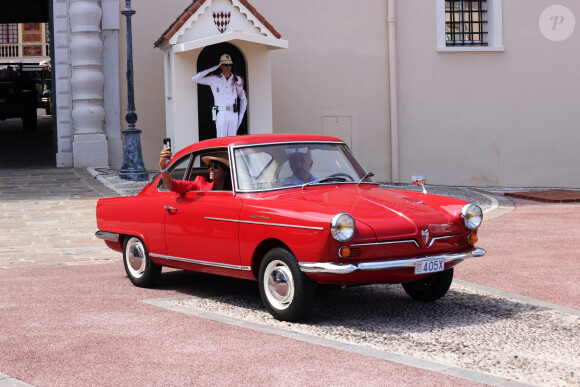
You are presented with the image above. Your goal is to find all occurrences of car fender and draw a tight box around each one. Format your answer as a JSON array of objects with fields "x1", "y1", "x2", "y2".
[{"x1": 96, "y1": 196, "x2": 167, "y2": 257}]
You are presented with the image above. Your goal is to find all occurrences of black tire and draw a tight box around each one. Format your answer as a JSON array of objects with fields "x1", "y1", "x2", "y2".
[
  {"x1": 122, "y1": 236, "x2": 161, "y2": 288},
  {"x1": 402, "y1": 267, "x2": 454, "y2": 302},
  {"x1": 259, "y1": 247, "x2": 314, "y2": 321}
]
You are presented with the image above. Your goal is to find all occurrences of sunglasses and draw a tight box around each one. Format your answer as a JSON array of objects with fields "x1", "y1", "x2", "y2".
[
  {"x1": 207, "y1": 161, "x2": 224, "y2": 169},
  {"x1": 221, "y1": 63, "x2": 232, "y2": 67}
]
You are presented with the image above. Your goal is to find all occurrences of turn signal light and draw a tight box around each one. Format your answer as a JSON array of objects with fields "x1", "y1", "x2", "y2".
[
  {"x1": 338, "y1": 246, "x2": 351, "y2": 258},
  {"x1": 468, "y1": 234, "x2": 478, "y2": 245}
]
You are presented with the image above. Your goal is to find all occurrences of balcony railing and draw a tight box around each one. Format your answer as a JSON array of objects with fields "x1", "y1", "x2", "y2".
[
  {"x1": 0, "y1": 44, "x2": 19, "y2": 58},
  {"x1": 0, "y1": 43, "x2": 50, "y2": 60}
]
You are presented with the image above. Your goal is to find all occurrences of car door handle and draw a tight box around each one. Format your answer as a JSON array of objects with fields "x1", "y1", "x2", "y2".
[{"x1": 164, "y1": 206, "x2": 178, "y2": 214}]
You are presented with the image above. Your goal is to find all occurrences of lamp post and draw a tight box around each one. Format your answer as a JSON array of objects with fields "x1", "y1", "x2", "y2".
[{"x1": 119, "y1": 0, "x2": 148, "y2": 181}]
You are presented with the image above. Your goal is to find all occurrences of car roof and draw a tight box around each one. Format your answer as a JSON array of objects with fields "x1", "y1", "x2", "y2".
[{"x1": 174, "y1": 133, "x2": 345, "y2": 158}]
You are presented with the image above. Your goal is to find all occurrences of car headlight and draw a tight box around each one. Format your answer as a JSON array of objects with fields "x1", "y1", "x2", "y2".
[
  {"x1": 462, "y1": 204, "x2": 483, "y2": 230},
  {"x1": 330, "y1": 213, "x2": 355, "y2": 242}
]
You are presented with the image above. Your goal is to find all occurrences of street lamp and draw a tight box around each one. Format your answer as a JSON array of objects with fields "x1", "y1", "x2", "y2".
[{"x1": 119, "y1": 0, "x2": 148, "y2": 181}]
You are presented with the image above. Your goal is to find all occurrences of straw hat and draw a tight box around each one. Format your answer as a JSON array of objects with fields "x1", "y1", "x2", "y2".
[{"x1": 202, "y1": 152, "x2": 230, "y2": 168}]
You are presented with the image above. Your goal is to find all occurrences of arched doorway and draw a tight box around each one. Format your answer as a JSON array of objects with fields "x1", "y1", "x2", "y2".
[{"x1": 196, "y1": 43, "x2": 247, "y2": 141}]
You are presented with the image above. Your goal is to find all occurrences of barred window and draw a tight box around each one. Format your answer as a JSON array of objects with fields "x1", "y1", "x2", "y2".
[
  {"x1": 0, "y1": 24, "x2": 18, "y2": 44},
  {"x1": 445, "y1": 1, "x2": 487, "y2": 46}
]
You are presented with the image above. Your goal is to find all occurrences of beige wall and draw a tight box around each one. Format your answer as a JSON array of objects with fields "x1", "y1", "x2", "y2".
[
  {"x1": 121, "y1": 0, "x2": 580, "y2": 187},
  {"x1": 251, "y1": 0, "x2": 391, "y2": 181},
  {"x1": 396, "y1": 0, "x2": 580, "y2": 187}
]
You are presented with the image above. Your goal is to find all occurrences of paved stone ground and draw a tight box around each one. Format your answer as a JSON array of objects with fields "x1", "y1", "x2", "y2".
[
  {"x1": 1, "y1": 115, "x2": 577, "y2": 386},
  {"x1": 0, "y1": 168, "x2": 117, "y2": 269},
  {"x1": 163, "y1": 278, "x2": 579, "y2": 386},
  {"x1": 0, "y1": 111, "x2": 119, "y2": 269},
  {"x1": 2, "y1": 165, "x2": 579, "y2": 386}
]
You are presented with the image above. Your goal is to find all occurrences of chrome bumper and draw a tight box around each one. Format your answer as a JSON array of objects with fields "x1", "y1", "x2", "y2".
[
  {"x1": 299, "y1": 247, "x2": 485, "y2": 274},
  {"x1": 95, "y1": 230, "x2": 120, "y2": 243}
]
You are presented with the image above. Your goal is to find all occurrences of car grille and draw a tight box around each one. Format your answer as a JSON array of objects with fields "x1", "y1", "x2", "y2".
[
  {"x1": 430, "y1": 234, "x2": 467, "y2": 250},
  {"x1": 349, "y1": 234, "x2": 469, "y2": 260},
  {"x1": 349, "y1": 247, "x2": 362, "y2": 258}
]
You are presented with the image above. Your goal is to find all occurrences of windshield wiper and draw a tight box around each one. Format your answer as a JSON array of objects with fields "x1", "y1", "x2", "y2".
[
  {"x1": 301, "y1": 176, "x2": 347, "y2": 189},
  {"x1": 357, "y1": 172, "x2": 375, "y2": 185}
]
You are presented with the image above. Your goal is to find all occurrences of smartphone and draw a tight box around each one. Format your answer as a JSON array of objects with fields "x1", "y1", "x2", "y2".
[{"x1": 163, "y1": 137, "x2": 171, "y2": 150}]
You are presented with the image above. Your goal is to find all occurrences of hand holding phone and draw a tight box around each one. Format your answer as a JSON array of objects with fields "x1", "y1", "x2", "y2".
[
  {"x1": 160, "y1": 138, "x2": 173, "y2": 171},
  {"x1": 163, "y1": 137, "x2": 172, "y2": 150}
]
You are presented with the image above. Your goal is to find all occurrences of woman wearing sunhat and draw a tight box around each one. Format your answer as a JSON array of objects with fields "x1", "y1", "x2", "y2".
[{"x1": 159, "y1": 148, "x2": 230, "y2": 192}]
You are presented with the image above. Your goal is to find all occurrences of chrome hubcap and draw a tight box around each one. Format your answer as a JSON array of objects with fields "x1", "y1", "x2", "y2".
[
  {"x1": 264, "y1": 260, "x2": 294, "y2": 310},
  {"x1": 126, "y1": 238, "x2": 145, "y2": 278}
]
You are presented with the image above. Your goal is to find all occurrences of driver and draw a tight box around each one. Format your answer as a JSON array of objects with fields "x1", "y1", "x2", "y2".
[{"x1": 282, "y1": 150, "x2": 318, "y2": 186}]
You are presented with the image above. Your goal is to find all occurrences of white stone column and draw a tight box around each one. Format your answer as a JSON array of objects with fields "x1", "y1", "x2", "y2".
[
  {"x1": 54, "y1": 0, "x2": 73, "y2": 167},
  {"x1": 69, "y1": 0, "x2": 109, "y2": 167},
  {"x1": 102, "y1": 0, "x2": 123, "y2": 169}
]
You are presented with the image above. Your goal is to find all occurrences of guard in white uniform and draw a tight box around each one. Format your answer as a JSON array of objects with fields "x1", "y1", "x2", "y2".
[{"x1": 192, "y1": 54, "x2": 247, "y2": 138}]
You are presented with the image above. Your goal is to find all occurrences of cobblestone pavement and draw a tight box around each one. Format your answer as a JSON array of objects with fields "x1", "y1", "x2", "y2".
[
  {"x1": 162, "y1": 277, "x2": 579, "y2": 386},
  {"x1": 0, "y1": 112, "x2": 119, "y2": 269},
  {"x1": 0, "y1": 168, "x2": 117, "y2": 269}
]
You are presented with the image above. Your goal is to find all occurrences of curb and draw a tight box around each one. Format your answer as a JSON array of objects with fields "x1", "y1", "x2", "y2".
[
  {"x1": 0, "y1": 373, "x2": 34, "y2": 387},
  {"x1": 472, "y1": 189, "x2": 515, "y2": 220}
]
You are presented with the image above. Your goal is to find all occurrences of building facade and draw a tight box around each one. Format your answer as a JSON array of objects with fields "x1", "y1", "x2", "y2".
[
  {"x1": 0, "y1": 22, "x2": 51, "y2": 61},
  {"x1": 44, "y1": 0, "x2": 580, "y2": 187}
]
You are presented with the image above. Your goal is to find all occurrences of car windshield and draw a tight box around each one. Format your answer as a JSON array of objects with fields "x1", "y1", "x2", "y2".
[{"x1": 233, "y1": 142, "x2": 374, "y2": 191}]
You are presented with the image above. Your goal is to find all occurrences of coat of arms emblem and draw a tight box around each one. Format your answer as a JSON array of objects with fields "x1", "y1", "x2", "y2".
[
  {"x1": 213, "y1": 11, "x2": 231, "y2": 34},
  {"x1": 421, "y1": 229, "x2": 430, "y2": 245}
]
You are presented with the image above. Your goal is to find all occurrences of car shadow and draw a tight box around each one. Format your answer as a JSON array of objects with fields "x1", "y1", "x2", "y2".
[{"x1": 152, "y1": 269, "x2": 543, "y2": 333}]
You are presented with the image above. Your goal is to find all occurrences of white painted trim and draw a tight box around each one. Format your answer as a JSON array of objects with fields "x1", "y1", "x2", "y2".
[
  {"x1": 173, "y1": 31, "x2": 288, "y2": 52},
  {"x1": 230, "y1": 0, "x2": 277, "y2": 38},
  {"x1": 168, "y1": 0, "x2": 280, "y2": 47},
  {"x1": 436, "y1": 0, "x2": 504, "y2": 52},
  {"x1": 164, "y1": 50, "x2": 176, "y2": 144},
  {"x1": 388, "y1": 0, "x2": 399, "y2": 183},
  {"x1": 436, "y1": 46, "x2": 504, "y2": 52},
  {"x1": 168, "y1": 1, "x2": 212, "y2": 46}
]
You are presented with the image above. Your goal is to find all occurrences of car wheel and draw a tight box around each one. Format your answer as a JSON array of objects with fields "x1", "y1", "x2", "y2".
[
  {"x1": 402, "y1": 267, "x2": 454, "y2": 302},
  {"x1": 259, "y1": 247, "x2": 314, "y2": 321},
  {"x1": 123, "y1": 236, "x2": 161, "y2": 288}
]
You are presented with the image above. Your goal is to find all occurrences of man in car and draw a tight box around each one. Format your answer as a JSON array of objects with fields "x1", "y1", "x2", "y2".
[{"x1": 282, "y1": 150, "x2": 318, "y2": 186}]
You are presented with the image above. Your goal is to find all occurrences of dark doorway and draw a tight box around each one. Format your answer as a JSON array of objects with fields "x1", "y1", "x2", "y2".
[
  {"x1": 196, "y1": 43, "x2": 247, "y2": 141},
  {"x1": 0, "y1": 114, "x2": 55, "y2": 168},
  {"x1": 0, "y1": 0, "x2": 49, "y2": 23},
  {"x1": 0, "y1": 0, "x2": 54, "y2": 169}
]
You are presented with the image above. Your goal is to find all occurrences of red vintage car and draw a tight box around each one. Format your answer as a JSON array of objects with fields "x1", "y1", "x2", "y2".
[{"x1": 96, "y1": 134, "x2": 484, "y2": 321}]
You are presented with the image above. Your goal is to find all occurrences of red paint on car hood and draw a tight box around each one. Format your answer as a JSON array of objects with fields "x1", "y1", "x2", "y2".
[{"x1": 266, "y1": 185, "x2": 465, "y2": 241}]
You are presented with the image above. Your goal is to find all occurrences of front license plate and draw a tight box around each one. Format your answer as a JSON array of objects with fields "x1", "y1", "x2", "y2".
[{"x1": 414, "y1": 258, "x2": 445, "y2": 275}]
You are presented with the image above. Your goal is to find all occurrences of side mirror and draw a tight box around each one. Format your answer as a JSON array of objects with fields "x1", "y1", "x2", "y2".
[{"x1": 412, "y1": 175, "x2": 427, "y2": 194}]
